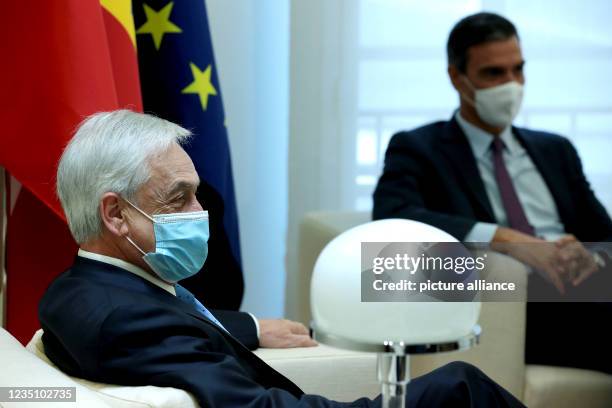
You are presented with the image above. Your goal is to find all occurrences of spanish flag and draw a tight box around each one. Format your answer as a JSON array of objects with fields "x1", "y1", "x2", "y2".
[{"x1": 0, "y1": 0, "x2": 142, "y2": 343}]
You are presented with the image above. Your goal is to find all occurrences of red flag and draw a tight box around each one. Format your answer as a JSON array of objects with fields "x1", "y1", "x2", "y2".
[{"x1": 0, "y1": 0, "x2": 142, "y2": 343}]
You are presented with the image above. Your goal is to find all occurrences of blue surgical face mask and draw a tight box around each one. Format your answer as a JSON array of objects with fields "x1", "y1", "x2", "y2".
[{"x1": 124, "y1": 200, "x2": 209, "y2": 283}]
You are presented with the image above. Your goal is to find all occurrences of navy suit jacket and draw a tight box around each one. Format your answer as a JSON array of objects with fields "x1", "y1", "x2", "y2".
[
  {"x1": 38, "y1": 257, "x2": 358, "y2": 407},
  {"x1": 373, "y1": 117, "x2": 612, "y2": 242}
]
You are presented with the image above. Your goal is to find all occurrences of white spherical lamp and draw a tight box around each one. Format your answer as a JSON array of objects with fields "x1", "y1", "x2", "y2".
[{"x1": 310, "y1": 219, "x2": 481, "y2": 408}]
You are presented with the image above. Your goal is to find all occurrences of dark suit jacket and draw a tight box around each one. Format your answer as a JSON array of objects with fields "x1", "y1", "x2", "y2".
[
  {"x1": 38, "y1": 257, "x2": 354, "y2": 407},
  {"x1": 39, "y1": 257, "x2": 529, "y2": 407},
  {"x1": 373, "y1": 117, "x2": 612, "y2": 242}
]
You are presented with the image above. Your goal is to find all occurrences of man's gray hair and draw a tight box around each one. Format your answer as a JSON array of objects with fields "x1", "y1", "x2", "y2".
[{"x1": 57, "y1": 110, "x2": 192, "y2": 244}]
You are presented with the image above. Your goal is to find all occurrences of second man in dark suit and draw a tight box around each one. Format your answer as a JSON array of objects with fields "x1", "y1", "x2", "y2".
[{"x1": 374, "y1": 12, "x2": 612, "y2": 374}]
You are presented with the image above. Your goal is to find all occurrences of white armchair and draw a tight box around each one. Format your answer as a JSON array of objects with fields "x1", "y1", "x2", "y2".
[
  {"x1": 291, "y1": 210, "x2": 612, "y2": 407},
  {"x1": 0, "y1": 327, "x2": 380, "y2": 407}
]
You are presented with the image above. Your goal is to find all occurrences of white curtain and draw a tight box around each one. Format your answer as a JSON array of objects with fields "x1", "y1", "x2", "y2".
[{"x1": 208, "y1": 0, "x2": 290, "y2": 318}]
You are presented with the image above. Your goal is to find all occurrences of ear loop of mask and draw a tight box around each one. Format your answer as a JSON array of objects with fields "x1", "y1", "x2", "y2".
[
  {"x1": 124, "y1": 199, "x2": 155, "y2": 222},
  {"x1": 459, "y1": 75, "x2": 477, "y2": 107},
  {"x1": 126, "y1": 236, "x2": 147, "y2": 256},
  {"x1": 123, "y1": 198, "x2": 154, "y2": 256}
]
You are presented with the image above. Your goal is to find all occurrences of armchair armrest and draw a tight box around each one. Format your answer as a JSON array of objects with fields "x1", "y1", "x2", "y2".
[{"x1": 255, "y1": 344, "x2": 379, "y2": 402}]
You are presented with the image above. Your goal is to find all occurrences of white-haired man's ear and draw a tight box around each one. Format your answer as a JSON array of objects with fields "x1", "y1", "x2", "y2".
[{"x1": 99, "y1": 192, "x2": 128, "y2": 237}]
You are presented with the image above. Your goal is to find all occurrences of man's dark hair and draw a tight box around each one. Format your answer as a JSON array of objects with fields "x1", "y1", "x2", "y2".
[{"x1": 447, "y1": 12, "x2": 519, "y2": 73}]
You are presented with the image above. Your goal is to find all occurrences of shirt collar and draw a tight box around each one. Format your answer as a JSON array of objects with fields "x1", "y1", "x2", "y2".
[
  {"x1": 454, "y1": 111, "x2": 522, "y2": 158},
  {"x1": 77, "y1": 248, "x2": 176, "y2": 296}
]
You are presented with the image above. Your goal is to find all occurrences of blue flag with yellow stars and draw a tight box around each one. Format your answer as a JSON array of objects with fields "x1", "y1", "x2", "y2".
[{"x1": 133, "y1": 0, "x2": 244, "y2": 310}]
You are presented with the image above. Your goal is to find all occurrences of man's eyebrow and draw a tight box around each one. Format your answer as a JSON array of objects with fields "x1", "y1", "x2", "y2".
[
  {"x1": 164, "y1": 180, "x2": 199, "y2": 199},
  {"x1": 479, "y1": 65, "x2": 505, "y2": 72},
  {"x1": 479, "y1": 60, "x2": 525, "y2": 72}
]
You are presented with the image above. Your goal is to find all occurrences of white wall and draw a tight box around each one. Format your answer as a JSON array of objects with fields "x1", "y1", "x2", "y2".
[{"x1": 207, "y1": 0, "x2": 289, "y2": 318}]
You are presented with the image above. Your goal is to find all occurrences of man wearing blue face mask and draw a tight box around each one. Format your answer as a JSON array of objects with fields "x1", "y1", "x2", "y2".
[
  {"x1": 40, "y1": 108, "x2": 316, "y2": 350},
  {"x1": 39, "y1": 110, "x2": 525, "y2": 407},
  {"x1": 374, "y1": 12, "x2": 612, "y2": 374}
]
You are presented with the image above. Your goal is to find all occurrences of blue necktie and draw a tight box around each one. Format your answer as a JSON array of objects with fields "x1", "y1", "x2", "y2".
[{"x1": 175, "y1": 284, "x2": 227, "y2": 331}]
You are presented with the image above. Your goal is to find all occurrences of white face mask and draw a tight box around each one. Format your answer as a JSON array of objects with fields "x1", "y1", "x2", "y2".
[{"x1": 461, "y1": 77, "x2": 524, "y2": 128}]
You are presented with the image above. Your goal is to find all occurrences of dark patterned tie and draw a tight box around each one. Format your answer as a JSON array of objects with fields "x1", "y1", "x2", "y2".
[
  {"x1": 491, "y1": 137, "x2": 535, "y2": 235},
  {"x1": 175, "y1": 284, "x2": 227, "y2": 331}
]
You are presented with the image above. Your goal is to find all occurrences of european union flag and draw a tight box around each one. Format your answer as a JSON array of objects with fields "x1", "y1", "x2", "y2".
[{"x1": 133, "y1": 0, "x2": 243, "y2": 309}]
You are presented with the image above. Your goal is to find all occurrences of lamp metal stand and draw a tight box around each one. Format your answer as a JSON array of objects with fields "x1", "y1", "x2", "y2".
[
  {"x1": 378, "y1": 343, "x2": 410, "y2": 408},
  {"x1": 312, "y1": 325, "x2": 481, "y2": 408}
]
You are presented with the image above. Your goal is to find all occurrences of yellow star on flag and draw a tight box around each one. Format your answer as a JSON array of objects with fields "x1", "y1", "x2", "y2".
[
  {"x1": 182, "y1": 63, "x2": 218, "y2": 111},
  {"x1": 136, "y1": 2, "x2": 182, "y2": 50}
]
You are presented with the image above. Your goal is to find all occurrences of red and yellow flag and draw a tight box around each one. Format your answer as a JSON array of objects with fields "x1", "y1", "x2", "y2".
[{"x1": 0, "y1": 0, "x2": 142, "y2": 343}]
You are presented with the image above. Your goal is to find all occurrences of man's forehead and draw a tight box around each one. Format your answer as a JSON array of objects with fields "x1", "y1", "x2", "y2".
[
  {"x1": 166, "y1": 178, "x2": 200, "y2": 194},
  {"x1": 148, "y1": 146, "x2": 200, "y2": 190},
  {"x1": 468, "y1": 37, "x2": 523, "y2": 67}
]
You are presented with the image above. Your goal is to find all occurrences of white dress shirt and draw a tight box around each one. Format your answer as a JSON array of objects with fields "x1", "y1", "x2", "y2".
[
  {"x1": 455, "y1": 112, "x2": 566, "y2": 242},
  {"x1": 78, "y1": 248, "x2": 176, "y2": 295}
]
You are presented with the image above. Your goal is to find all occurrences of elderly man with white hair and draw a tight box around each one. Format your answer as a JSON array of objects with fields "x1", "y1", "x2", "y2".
[{"x1": 39, "y1": 110, "x2": 525, "y2": 407}]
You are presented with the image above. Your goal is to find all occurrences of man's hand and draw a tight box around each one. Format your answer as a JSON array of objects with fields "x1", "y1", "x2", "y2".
[
  {"x1": 492, "y1": 227, "x2": 567, "y2": 294},
  {"x1": 258, "y1": 319, "x2": 317, "y2": 349},
  {"x1": 555, "y1": 235, "x2": 599, "y2": 287}
]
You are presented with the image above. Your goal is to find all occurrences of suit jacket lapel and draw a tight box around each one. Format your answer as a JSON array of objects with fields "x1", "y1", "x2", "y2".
[
  {"x1": 160, "y1": 286, "x2": 305, "y2": 396},
  {"x1": 168, "y1": 295, "x2": 250, "y2": 350},
  {"x1": 513, "y1": 128, "x2": 572, "y2": 227},
  {"x1": 438, "y1": 118, "x2": 496, "y2": 222}
]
